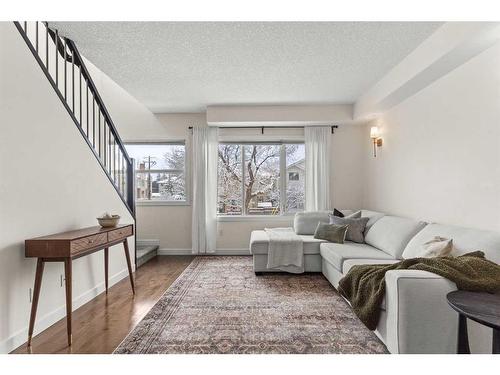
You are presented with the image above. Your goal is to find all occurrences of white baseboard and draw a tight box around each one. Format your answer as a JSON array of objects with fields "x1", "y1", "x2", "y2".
[
  {"x1": 157, "y1": 248, "x2": 250, "y2": 256},
  {"x1": 0, "y1": 268, "x2": 129, "y2": 354}
]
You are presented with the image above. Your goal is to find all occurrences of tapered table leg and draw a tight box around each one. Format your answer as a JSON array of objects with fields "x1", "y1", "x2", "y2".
[
  {"x1": 493, "y1": 328, "x2": 500, "y2": 354},
  {"x1": 64, "y1": 258, "x2": 72, "y2": 346},
  {"x1": 457, "y1": 314, "x2": 471, "y2": 354},
  {"x1": 123, "y1": 239, "x2": 135, "y2": 294},
  {"x1": 27, "y1": 258, "x2": 45, "y2": 347},
  {"x1": 104, "y1": 247, "x2": 109, "y2": 294}
]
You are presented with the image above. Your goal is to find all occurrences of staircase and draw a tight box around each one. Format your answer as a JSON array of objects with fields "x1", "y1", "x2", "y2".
[
  {"x1": 136, "y1": 240, "x2": 160, "y2": 267},
  {"x1": 14, "y1": 21, "x2": 135, "y2": 217}
]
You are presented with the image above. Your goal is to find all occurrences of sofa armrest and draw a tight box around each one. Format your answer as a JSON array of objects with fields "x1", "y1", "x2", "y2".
[{"x1": 383, "y1": 270, "x2": 458, "y2": 354}]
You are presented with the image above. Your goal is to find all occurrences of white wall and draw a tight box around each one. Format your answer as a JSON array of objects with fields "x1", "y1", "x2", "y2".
[
  {"x1": 207, "y1": 104, "x2": 353, "y2": 126},
  {"x1": 85, "y1": 58, "x2": 167, "y2": 141},
  {"x1": 0, "y1": 22, "x2": 135, "y2": 353},
  {"x1": 363, "y1": 41, "x2": 500, "y2": 231},
  {"x1": 362, "y1": 41, "x2": 500, "y2": 354}
]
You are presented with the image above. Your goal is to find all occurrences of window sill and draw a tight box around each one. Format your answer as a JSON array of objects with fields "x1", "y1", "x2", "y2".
[
  {"x1": 136, "y1": 201, "x2": 191, "y2": 207},
  {"x1": 217, "y1": 215, "x2": 295, "y2": 222}
]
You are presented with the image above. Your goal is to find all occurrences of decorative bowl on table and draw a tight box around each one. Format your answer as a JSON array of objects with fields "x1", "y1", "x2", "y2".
[{"x1": 97, "y1": 214, "x2": 120, "y2": 228}]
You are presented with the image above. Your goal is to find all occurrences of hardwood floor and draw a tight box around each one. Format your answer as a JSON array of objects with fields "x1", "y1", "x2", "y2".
[{"x1": 12, "y1": 255, "x2": 193, "y2": 354}]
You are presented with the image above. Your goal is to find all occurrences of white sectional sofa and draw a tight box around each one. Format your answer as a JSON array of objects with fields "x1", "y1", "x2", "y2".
[{"x1": 249, "y1": 209, "x2": 500, "y2": 354}]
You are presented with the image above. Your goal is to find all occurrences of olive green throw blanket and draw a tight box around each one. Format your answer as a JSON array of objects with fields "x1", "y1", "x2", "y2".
[{"x1": 338, "y1": 251, "x2": 500, "y2": 330}]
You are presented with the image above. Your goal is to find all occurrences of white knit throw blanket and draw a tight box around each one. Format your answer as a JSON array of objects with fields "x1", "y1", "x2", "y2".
[{"x1": 264, "y1": 227, "x2": 304, "y2": 274}]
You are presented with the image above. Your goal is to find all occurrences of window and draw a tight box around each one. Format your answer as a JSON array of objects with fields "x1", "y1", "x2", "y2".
[
  {"x1": 217, "y1": 143, "x2": 305, "y2": 216},
  {"x1": 285, "y1": 145, "x2": 305, "y2": 213},
  {"x1": 125, "y1": 142, "x2": 187, "y2": 203}
]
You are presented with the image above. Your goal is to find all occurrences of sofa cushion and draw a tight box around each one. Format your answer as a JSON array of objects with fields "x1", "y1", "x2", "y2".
[
  {"x1": 402, "y1": 223, "x2": 500, "y2": 263},
  {"x1": 294, "y1": 210, "x2": 354, "y2": 235},
  {"x1": 294, "y1": 211, "x2": 330, "y2": 235},
  {"x1": 320, "y1": 242, "x2": 394, "y2": 271},
  {"x1": 361, "y1": 210, "x2": 385, "y2": 232},
  {"x1": 364, "y1": 216, "x2": 427, "y2": 259},
  {"x1": 250, "y1": 230, "x2": 326, "y2": 255}
]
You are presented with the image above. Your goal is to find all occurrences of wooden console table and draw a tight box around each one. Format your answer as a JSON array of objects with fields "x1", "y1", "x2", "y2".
[{"x1": 25, "y1": 224, "x2": 135, "y2": 347}]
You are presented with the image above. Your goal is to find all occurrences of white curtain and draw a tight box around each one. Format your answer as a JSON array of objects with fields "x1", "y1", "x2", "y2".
[
  {"x1": 191, "y1": 126, "x2": 218, "y2": 254},
  {"x1": 305, "y1": 126, "x2": 331, "y2": 211}
]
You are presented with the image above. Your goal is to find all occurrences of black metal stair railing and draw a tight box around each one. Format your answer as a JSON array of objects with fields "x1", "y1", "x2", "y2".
[{"x1": 14, "y1": 21, "x2": 135, "y2": 217}]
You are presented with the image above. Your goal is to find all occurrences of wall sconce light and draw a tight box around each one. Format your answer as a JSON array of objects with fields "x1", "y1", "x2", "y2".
[{"x1": 370, "y1": 126, "x2": 383, "y2": 157}]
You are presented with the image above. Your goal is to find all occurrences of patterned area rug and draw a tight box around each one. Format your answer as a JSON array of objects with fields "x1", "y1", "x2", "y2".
[{"x1": 114, "y1": 256, "x2": 388, "y2": 354}]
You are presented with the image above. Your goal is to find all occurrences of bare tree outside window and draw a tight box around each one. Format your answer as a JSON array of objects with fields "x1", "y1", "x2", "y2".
[
  {"x1": 286, "y1": 144, "x2": 305, "y2": 213},
  {"x1": 217, "y1": 144, "x2": 243, "y2": 214},
  {"x1": 217, "y1": 143, "x2": 305, "y2": 215},
  {"x1": 244, "y1": 145, "x2": 281, "y2": 215}
]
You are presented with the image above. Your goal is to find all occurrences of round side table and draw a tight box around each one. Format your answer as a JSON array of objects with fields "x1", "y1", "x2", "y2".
[{"x1": 447, "y1": 290, "x2": 500, "y2": 354}]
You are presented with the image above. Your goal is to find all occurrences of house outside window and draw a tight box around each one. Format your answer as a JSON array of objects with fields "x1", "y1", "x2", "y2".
[
  {"x1": 217, "y1": 143, "x2": 305, "y2": 216},
  {"x1": 125, "y1": 142, "x2": 187, "y2": 204}
]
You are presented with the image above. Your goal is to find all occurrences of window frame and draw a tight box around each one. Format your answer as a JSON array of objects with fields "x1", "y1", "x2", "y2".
[
  {"x1": 217, "y1": 141, "x2": 304, "y2": 218},
  {"x1": 125, "y1": 140, "x2": 190, "y2": 206}
]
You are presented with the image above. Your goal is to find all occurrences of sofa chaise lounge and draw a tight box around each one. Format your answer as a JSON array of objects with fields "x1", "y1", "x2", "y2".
[{"x1": 249, "y1": 209, "x2": 500, "y2": 353}]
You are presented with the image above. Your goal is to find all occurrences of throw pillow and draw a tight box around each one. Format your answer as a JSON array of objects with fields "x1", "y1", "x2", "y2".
[
  {"x1": 420, "y1": 236, "x2": 455, "y2": 258},
  {"x1": 314, "y1": 223, "x2": 349, "y2": 243},
  {"x1": 333, "y1": 208, "x2": 345, "y2": 217},
  {"x1": 329, "y1": 215, "x2": 369, "y2": 243}
]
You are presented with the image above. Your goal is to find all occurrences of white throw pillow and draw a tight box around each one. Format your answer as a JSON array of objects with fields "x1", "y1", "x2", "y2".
[{"x1": 420, "y1": 236, "x2": 454, "y2": 258}]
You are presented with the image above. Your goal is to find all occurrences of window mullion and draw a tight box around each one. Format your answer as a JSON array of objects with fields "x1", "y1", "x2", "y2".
[
  {"x1": 280, "y1": 145, "x2": 286, "y2": 215},
  {"x1": 241, "y1": 145, "x2": 246, "y2": 216},
  {"x1": 147, "y1": 172, "x2": 152, "y2": 200}
]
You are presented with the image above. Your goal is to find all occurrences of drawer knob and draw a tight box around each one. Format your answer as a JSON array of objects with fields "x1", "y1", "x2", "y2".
[{"x1": 88, "y1": 239, "x2": 94, "y2": 244}]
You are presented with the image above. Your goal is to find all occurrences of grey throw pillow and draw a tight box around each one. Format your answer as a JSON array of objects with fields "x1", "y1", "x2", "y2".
[
  {"x1": 329, "y1": 215, "x2": 369, "y2": 243},
  {"x1": 314, "y1": 223, "x2": 348, "y2": 243}
]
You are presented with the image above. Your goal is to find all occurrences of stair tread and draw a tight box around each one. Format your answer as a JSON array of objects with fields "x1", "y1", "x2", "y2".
[{"x1": 136, "y1": 246, "x2": 158, "y2": 267}]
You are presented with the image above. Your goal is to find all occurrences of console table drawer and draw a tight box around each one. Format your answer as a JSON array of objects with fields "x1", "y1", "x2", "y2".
[
  {"x1": 108, "y1": 226, "x2": 133, "y2": 242},
  {"x1": 71, "y1": 233, "x2": 108, "y2": 255}
]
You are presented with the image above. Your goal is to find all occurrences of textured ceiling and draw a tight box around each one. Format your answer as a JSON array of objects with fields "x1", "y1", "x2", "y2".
[{"x1": 51, "y1": 22, "x2": 442, "y2": 113}]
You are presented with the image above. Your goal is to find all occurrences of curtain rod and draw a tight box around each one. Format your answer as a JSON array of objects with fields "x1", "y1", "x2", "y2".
[{"x1": 188, "y1": 125, "x2": 339, "y2": 134}]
